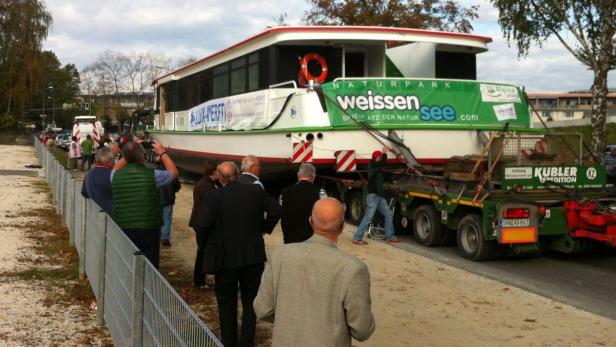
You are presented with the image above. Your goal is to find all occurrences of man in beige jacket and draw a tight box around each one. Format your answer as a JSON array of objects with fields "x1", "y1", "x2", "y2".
[{"x1": 254, "y1": 198, "x2": 375, "y2": 346}]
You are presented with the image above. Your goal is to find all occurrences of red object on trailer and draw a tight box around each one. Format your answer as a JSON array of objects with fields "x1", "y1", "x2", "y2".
[{"x1": 562, "y1": 200, "x2": 616, "y2": 247}]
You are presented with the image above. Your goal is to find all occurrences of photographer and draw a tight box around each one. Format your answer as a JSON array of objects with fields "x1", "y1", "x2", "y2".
[{"x1": 111, "y1": 141, "x2": 178, "y2": 268}]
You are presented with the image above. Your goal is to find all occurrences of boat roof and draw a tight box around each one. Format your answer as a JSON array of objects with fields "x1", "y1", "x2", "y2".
[{"x1": 154, "y1": 26, "x2": 492, "y2": 85}]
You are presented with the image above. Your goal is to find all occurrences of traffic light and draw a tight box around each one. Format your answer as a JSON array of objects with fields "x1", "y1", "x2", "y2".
[{"x1": 83, "y1": 103, "x2": 90, "y2": 111}]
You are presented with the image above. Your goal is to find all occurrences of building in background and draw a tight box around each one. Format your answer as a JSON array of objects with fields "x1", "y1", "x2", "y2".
[
  {"x1": 528, "y1": 90, "x2": 616, "y2": 127},
  {"x1": 75, "y1": 92, "x2": 154, "y2": 130}
]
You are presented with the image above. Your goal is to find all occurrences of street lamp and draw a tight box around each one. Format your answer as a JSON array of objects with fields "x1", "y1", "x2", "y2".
[{"x1": 48, "y1": 85, "x2": 55, "y2": 124}]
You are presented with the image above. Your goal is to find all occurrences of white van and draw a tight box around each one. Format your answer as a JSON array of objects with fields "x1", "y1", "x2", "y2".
[{"x1": 72, "y1": 116, "x2": 104, "y2": 142}]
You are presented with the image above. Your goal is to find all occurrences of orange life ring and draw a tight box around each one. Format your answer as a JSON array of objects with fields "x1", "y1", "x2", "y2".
[{"x1": 299, "y1": 53, "x2": 328, "y2": 86}]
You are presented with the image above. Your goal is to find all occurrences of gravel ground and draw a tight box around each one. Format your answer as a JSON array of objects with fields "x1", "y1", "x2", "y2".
[{"x1": 0, "y1": 145, "x2": 109, "y2": 346}]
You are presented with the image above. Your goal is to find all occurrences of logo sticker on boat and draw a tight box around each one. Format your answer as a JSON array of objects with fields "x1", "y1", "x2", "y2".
[{"x1": 321, "y1": 79, "x2": 530, "y2": 129}]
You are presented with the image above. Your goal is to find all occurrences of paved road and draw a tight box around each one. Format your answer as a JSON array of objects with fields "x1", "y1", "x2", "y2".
[{"x1": 383, "y1": 234, "x2": 616, "y2": 321}]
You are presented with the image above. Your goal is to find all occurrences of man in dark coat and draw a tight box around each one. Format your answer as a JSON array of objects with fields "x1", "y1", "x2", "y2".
[
  {"x1": 82, "y1": 147, "x2": 115, "y2": 215},
  {"x1": 279, "y1": 163, "x2": 326, "y2": 243},
  {"x1": 198, "y1": 161, "x2": 280, "y2": 347},
  {"x1": 189, "y1": 160, "x2": 219, "y2": 287}
]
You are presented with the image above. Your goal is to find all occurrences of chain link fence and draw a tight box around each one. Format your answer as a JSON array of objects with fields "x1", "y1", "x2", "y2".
[{"x1": 34, "y1": 138, "x2": 222, "y2": 347}]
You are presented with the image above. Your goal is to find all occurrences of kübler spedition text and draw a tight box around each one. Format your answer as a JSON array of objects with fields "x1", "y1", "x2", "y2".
[{"x1": 335, "y1": 90, "x2": 456, "y2": 121}]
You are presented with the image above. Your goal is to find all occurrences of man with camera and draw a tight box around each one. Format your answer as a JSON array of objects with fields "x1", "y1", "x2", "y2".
[{"x1": 111, "y1": 140, "x2": 178, "y2": 268}]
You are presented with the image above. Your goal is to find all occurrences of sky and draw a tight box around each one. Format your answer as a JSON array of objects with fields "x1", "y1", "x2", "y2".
[{"x1": 42, "y1": 0, "x2": 614, "y2": 93}]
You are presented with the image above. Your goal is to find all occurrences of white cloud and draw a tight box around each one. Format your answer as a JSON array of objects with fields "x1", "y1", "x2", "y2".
[{"x1": 42, "y1": 0, "x2": 613, "y2": 92}]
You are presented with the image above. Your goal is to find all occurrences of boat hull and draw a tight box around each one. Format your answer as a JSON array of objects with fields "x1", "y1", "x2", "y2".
[{"x1": 150, "y1": 128, "x2": 485, "y2": 175}]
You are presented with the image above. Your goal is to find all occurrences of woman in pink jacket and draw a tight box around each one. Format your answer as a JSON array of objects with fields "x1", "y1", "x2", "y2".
[{"x1": 68, "y1": 136, "x2": 81, "y2": 170}]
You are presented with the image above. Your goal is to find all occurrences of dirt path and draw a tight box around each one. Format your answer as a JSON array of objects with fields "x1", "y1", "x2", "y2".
[
  {"x1": 0, "y1": 145, "x2": 109, "y2": 346},
  {"x1": 165, "y1": 181, "x2": 616, "y2": 346}
]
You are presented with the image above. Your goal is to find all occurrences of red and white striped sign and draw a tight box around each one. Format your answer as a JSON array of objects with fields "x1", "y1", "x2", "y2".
[
  {"x1": 292, "y1": 142, "x2": 313, "y2": 163},
  {"x1": 335, "y1": 150, "x2": 357, "y2": 172},
  {"x1": 72, "y1": 123, "x2": 80, "y2": 139}
]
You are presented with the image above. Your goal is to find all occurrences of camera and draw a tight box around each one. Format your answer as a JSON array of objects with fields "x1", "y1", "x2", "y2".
[{"x1": 141, "y1": 141, "x2": 154, "y2": 149}]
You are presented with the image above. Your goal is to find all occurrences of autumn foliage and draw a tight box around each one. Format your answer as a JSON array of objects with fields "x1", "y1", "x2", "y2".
[{"x1": 303, "y1": 0, "x2": 479, "y2": 33}]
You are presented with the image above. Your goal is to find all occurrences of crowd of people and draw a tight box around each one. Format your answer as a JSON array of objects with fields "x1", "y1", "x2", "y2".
[
  {"x1": 42, "y1": 134, "x2": 415, "y2": 346},
  {"x1": 42, "y1": 129, "x2": 616, "y2": 346}
]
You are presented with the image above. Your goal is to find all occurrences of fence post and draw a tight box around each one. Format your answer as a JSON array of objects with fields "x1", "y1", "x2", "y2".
[
  {"x1": 56, "y1": 162, "x2": 62, "y2": 208},
  {"x1": 131, "y1": 252, "x2": 146, "y2": 347},
  {"x1": 96, "y1": 211, "x2": 107, "y2": 326},
  {"x1": 79, "y1": 198, "x2": 87, "y2": 277},
  {"x1": 51, "y1": 161, "x2": 56, "y2": 200},
  {"x1": 69, "y1": 179, "x2": 76, "y2": 247},
  {"x1": 60, "y1": 170, "x2": 66, "y2": 216}
]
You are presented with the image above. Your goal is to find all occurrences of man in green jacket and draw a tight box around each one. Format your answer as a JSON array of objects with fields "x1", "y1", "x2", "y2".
[
  {"x1": 81, "y1": 135, "x2": 95, "y2": 171},
  {"x1": 111, "y1": 141, "x2": 178, "y2": 268}
]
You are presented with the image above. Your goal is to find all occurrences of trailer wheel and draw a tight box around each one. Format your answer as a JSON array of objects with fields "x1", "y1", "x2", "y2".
[
  {"x1": 413, "y1": 205, "x2": 445, "y2": 246},
  {"x1": 346, "y1": 191, "x2": 365, "y2": 225},
  {"x1": 395, "y1": 207, "x2": 412, "y2": 234},
  {"x1": 457, "y1": 214, "x2": 501, "y2": 261}
]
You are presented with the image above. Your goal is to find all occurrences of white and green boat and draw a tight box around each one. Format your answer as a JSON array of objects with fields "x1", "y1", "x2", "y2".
[{"x1": 150, "y1": 26, "x2": 533, "y2": 175}]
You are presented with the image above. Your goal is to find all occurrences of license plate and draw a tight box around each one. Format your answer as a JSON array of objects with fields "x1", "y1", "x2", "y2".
[{"x1": 501, "y1": 219, "x2": 530, "y2": 227}]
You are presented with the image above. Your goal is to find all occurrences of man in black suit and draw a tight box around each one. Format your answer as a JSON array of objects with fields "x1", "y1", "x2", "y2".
[
  {"x1": 279, "y1": 163, "x2": 326, "y2": 243},
  {"x1": 189, "y1": 160, "x2": 219, "y2": 287},
  {"x1": 198, "y1": 161, "x2": 280, "y2": 347}
]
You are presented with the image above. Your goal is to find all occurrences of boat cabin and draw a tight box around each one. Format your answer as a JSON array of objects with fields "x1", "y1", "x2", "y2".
[{"x1": 153, "y1": 26, "x2": 491, "y2": 124}]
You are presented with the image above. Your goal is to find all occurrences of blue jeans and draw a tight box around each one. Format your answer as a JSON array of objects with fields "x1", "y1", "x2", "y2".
[
  {"x1": 162, "y1": 205, "x2": 173, "y2": 241},
  {"x1": 353, "y1": 193, "x2": 396, "y2": 241}
]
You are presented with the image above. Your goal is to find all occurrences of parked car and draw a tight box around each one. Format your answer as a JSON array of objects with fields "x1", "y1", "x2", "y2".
[{"x1": 56, "y1": 132, "x2": 72, "y2": 151}]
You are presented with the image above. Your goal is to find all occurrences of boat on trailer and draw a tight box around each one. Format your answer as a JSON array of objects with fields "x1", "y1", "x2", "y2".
[{"x1": 150, "y1": 26, "x2": 534, "y2": 176}]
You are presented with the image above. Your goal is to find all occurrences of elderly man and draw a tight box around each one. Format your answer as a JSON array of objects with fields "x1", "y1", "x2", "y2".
[
  {"x1": 238, "y1": 155, "x2": 264, "y2": 189},
  {"x1": 81, "y1": 147, "x2": 115, "y2": 215},
  {"x1": 254, "y1": 198, "x2": 375, "y2": 346},
  {"x1": 111, "y1": 141, "x2": 178, "y2": 269},
  {"x1": 198, "y1": 161, "x2": 280, "y2": 347},
  {"x1": 279, "y1": 163, "x2": 326, "y2": 243}
]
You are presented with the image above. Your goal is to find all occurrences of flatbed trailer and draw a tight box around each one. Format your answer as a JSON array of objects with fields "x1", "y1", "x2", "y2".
[{"x1": 320, "y1": 132, "x2": 616, "y2": 261}]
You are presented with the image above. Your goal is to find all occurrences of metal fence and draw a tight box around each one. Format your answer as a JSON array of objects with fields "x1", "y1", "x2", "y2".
[{"x1": 34, "y1": 139, "x2": 222, "y2": 347}]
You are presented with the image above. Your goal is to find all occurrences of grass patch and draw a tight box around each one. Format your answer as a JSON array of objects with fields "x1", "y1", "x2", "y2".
[
  {"x1": 1, "y1": 204, "x2": 112, "y2": 345},
  {"x1": 2, "y1": 206, "x2": 93, "y2": 306},
  {"x1": 52, "y1": 149, "x2": 70, "y2": 169}
]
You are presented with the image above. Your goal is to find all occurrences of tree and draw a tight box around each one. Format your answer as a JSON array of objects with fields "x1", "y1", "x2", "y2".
[
  {"x1": 0, "y1": 0, "x2": 52, "y2": 129},
  {"x1": 303, "y1": 0, "x2": 478, "y2": 33},
  {"x1": 29, "y1": 51, "x2": 81, "y2": 128},
  {"x1": 490, "y1": 0, "x2": 616, "y2": 157}
]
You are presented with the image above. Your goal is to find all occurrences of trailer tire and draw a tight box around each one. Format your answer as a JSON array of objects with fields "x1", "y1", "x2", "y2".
[
  {"x1": 346, "y1": 191, "x2": 365, "y2": 225},
  {"x1": 456, "y1": 214, "x2": 502, "y2": 261},
  {"x1": 394, "y1": 207, "x2": 412, "y2": 234},
  {"x1": 413, "y1": 205, "x2": 446, "y2": 246}
]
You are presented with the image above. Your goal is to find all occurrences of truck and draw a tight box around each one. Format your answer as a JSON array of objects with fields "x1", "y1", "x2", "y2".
[{"x1": 324, "y1": 131, "x2": 616, "y2": 261}]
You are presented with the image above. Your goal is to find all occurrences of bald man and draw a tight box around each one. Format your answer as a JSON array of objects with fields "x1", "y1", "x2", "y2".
[{"x1": 254, "y1": 198, "x2": 375, "y2": 346}]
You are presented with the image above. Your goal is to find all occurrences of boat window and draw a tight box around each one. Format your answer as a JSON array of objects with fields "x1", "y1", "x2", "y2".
[
  {"x1": 231, "y1": 58, "x2": 246, "y2": 95},
  {"x1": 345, "y1": 52, "x2": 365, "y2": 77},
  {"x1": 435, "y1": 51, "x2": 476, "y2": 80},
  {"x1": 213, "y1": 64, "x2": 229, "y2": 98},
  {"x1": 248, "y1": 53, "x2": 259, "y2": 91}
]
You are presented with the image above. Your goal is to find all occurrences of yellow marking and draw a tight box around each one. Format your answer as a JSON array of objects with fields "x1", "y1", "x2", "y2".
[
  {"x1": 408, "y1": 192, "x2": 438, "y2": 200},
  {"x1": 451, "y1": 199, "x2": 484, "y2": 208}
]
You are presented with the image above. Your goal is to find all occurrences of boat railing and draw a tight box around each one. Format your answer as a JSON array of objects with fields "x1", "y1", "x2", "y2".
[{"x1": 269, "y1": 80, "x2": 298, "y2": 89}]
